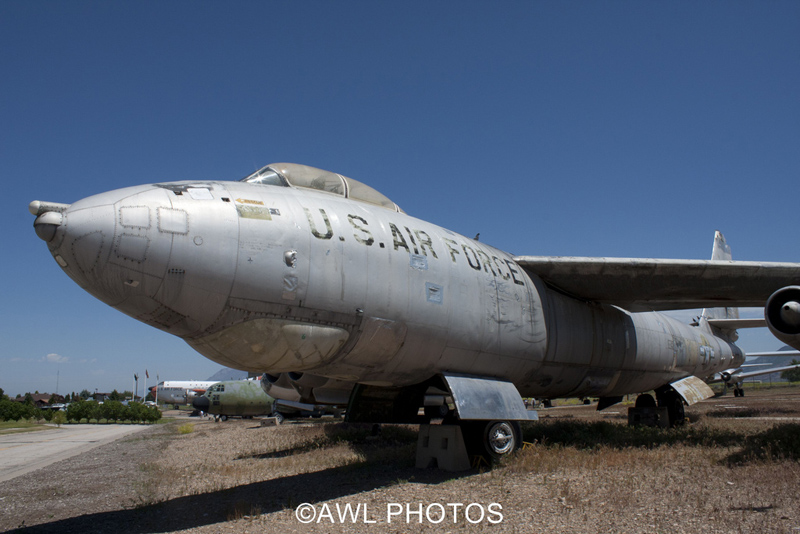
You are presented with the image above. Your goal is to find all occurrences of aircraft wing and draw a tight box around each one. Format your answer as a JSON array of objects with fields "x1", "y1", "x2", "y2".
[
  {"x1": 708, "y1": 363, "x2": 800, "y2": 384},
  {"x1": 745, "y1": 351, "x2": 800, "y2": 359},
  {"x1": 514, "y1": 257, "x2": 800, "y2": 312}
]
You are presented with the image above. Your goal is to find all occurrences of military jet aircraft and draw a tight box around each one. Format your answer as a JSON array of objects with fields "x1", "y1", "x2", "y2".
[
  {"x1": 708, "y1": 354, "x2": 800, "y2": 397},
  {"x1": 192, "y1": 378, "x2": 343, "y2": 422},
  {"x1": 192, "y1": 378, "x2": 277, "y2": 421},
  {"x1": 30, "y1": 163, "x2": 800, "y2": 460}
]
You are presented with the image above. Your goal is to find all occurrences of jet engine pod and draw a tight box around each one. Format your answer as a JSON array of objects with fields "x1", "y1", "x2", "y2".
[
  {"x1": 261, "y1": 373, "x2": 303, "y2": 403},
  {"x1": 766, "y1": 286, "x2": 800, "y2": 350},
  {"x1": 287, "y1": 372, "x2": 329, "y2": 388}
]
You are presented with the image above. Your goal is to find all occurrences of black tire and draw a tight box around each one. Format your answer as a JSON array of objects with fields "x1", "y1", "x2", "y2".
[
  {"x1": 661, "y1": 391, "x2": 685, "y2": 427},
  {"x1": 272, "y1": 411, "x2": 285, "y2": 424},
  {"x1": 635, "y1": 393, "x2": 657, "y2": 408},
  {"x1": 464, "y1": 420, "x2": 521, "y2": 463}
]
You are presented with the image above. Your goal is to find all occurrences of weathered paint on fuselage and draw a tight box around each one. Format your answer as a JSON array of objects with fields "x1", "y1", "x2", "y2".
[
  {"x1": 201, "y1": 380, "x2": 274, "y2": 417},
  {"x1": 39, "y1": 173, "x2": 744, "y2": 402}
]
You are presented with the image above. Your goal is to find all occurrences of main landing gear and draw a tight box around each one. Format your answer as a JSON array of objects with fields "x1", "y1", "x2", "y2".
[
  {"x1": 630, "y1": 388, "x2": 686, "y2": 428},
  {"x1": 417, "y1": 419, "x2": 524, "y2": 470},
  {"x1": 461, "y1": 420, "x2": 523, "y2": 461}
]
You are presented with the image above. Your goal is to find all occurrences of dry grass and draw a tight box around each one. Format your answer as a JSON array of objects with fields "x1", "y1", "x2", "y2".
[
  {"x1": 5, "y1": 386, "x2": 800, "y2": 533},
  {"x1": 132, "y1": 421, "x2": 418, "y2": 508},
  {"x1": 120, "y1": 389, "x2": 800, "y2": 533}
]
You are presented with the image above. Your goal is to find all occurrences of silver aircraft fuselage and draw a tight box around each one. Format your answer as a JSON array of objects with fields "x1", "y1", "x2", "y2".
[{"x1": 32, "y1": 164, "x2": 747, "y2": 402}]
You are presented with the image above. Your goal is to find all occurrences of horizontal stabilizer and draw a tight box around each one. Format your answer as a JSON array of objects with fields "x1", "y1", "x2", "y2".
[{"x1": 708, "y1": 318, "x2": 767, "y2": 329}]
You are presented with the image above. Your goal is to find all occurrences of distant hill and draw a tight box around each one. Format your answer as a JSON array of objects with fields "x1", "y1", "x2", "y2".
[
  {"x1": 206, "y1": 367, "x2": 249, "y2": 382},
  {"x1": 746, "y1": 345, "x2": 800, "y2": 383}
]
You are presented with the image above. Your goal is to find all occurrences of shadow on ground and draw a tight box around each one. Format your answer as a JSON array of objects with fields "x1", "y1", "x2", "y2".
[{"x1": 10, "y1": 425, "x2": 471, "y2": 534}]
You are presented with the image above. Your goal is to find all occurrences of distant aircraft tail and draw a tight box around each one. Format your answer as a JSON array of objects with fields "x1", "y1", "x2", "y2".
[{"x1": 702, "y1": 231, "x2": 739, "y2": 321}]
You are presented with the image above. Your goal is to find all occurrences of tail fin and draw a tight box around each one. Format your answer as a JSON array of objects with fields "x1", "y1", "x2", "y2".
[{"x1": 702, "y1": 231, "x2": 739, "y2": 320}]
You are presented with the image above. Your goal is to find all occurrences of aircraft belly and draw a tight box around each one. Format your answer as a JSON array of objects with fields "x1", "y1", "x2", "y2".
[{"x1": 187, "y1": 318, "x2": 349, "y2": 373}]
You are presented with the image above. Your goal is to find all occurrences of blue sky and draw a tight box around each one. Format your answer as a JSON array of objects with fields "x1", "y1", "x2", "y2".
[{"x1": 2, "y1": 2, "x2": 798, "y2": 397}]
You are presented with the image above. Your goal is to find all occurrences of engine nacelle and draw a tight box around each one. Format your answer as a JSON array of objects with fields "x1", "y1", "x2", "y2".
[
  {"x1": 261, "y1": 373, "x2": 303, "y2": 403},
  {"x1": 261, "y1": 372, "x2": 354, "y2": 405},
  {"x1": 765, "y1": 286, "x2": 800, "y2": 351}
]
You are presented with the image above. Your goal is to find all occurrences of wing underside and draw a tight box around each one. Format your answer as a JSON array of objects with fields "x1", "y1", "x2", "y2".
[{"x1": 514, "y1": 257, "x2": 800, "y2": 312}]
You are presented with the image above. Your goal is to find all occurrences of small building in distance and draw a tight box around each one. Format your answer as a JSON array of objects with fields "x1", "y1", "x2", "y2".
[{"x1": 13, "y1": 393, "x2": 64, "y2": 408}]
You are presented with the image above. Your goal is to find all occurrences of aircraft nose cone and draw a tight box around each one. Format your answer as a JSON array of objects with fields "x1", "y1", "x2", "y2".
[
  {"x1": 193, "y1": 395, "x2": 210, "y2": 412},
  {"x1": 780, "y1": 301, "x2": 800, "y2": 328},
  {"x1": 32, "y1": 185, "x2": 174, "y2": 310},
  {"x1": 33, "y1": 181, "x2": 238, "y2": 339}
]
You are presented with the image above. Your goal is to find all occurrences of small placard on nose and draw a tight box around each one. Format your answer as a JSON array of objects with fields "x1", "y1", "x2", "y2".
[{"x1": 158, "y1": 207, "x2": 189, "y2": 234}]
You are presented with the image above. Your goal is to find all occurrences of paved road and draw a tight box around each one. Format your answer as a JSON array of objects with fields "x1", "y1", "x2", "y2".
[{"x1": 0, "y1": 424, "x2": 150, "y2": 483}]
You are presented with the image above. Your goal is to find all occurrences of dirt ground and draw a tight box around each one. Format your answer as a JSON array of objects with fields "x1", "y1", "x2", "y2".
[{"x1": 2, "y1": 385, "x2": 800, "y2": 534}]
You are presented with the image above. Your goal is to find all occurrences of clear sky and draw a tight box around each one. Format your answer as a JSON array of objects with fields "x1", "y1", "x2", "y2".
[{"x1": 2, "y1": 1, "x2": 798, "y2": 397}]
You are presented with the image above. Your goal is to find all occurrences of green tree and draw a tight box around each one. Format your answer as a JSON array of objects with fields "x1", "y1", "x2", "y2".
[
  {"x1": 128, "y1": 402, "x2": 151, "y2": 423},
  {"x1": 0, "y1": 388, "x2": 6, "y2": 401},
  {"x1": 0, "y1": 399, "x2": 19, "y2": 421},
  {"x1": 109, "y1": 389, "x2": 122, "y2": 401},
  {"x1": 52, "y1": 410, "x2": 67, "y2": 427},
  {"x1": 79, "y1": 389, "x2": 91, "y2": 400},
  {"x1": 67, "y1": 400, "x2": 90, "y2": 423},
  {"x1": 147, "y1": 405, "x2": 162, "y2": 423},
  {"x1": 101, "y1": 400, "x2": 124, "y2": 423},
  {"x1": 23, "y1": 393, "x2": 34, "y2": 405},
  {"x1": 88, "y1": 401, "x2": 103, "y2": 423},
  {"x1": 781, "y1": 359, "x2": 800, "y2": 382}
]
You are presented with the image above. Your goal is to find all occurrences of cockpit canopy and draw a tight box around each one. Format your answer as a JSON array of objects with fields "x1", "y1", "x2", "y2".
[{"x1": 241, "y1": 163, "x2": 403, "y2": 213}]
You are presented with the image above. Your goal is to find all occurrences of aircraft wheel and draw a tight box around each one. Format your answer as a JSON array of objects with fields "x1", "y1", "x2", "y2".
[
  {"x1": 733, "y1": 389, "x2": 740, "y2": 397},
  {"x1": 635, "y1": 393, "x2": 657, "y2": 408},
  {"x1": 220, "y1": 415, "x2": 228, "y2": 422},
  {"x1": 660, "y1": 390, "x2": 685, "y2": 427},
  {"x1": 464, "y1": 420, "x2": 521, "y2": 462},
  {"x1": 272, "y1": 412, "x2": 285, "y2": 424}
]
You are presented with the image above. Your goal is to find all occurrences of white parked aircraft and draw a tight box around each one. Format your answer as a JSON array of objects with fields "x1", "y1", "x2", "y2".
[{"x1": 149, "y1": 380, "x2": 216, "y2": 406}]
